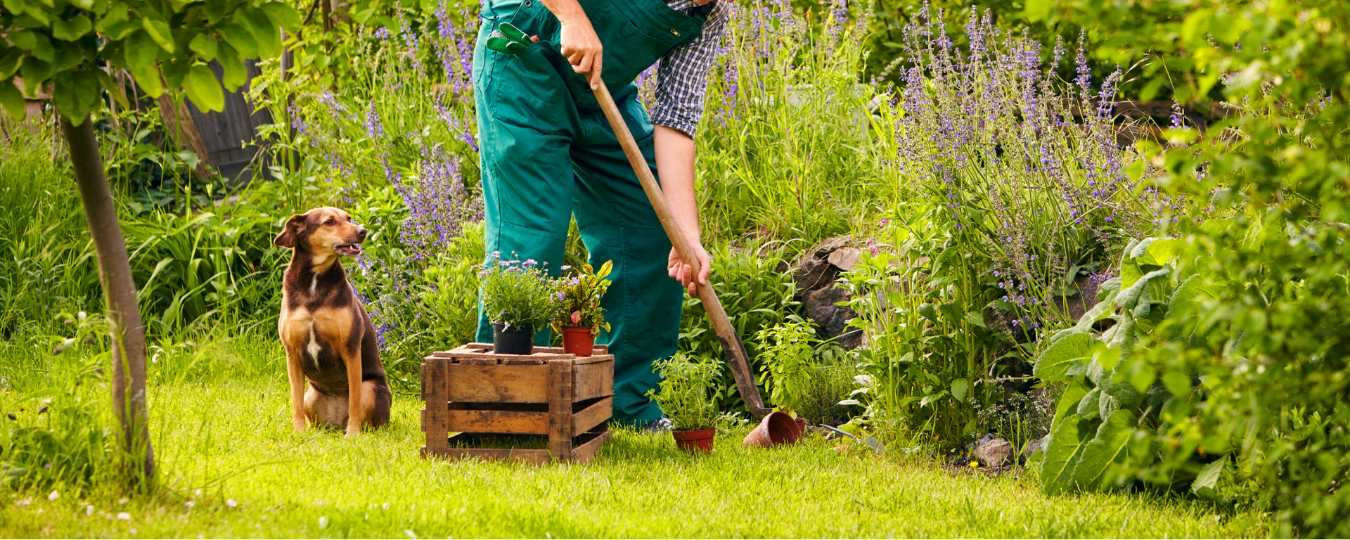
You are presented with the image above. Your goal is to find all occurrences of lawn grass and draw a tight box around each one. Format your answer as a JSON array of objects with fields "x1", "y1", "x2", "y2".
[{"x1": 1, "y1": 336, "x2": 1268, "y2": 538}]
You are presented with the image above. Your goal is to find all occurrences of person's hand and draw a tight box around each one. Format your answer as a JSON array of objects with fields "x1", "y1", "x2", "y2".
[
  {"x1": 559, "y1": 16, "x2": 603, "y2": 89},
  {"x1": 668, "y1": 242, "x2": 711, "y2": 296}
]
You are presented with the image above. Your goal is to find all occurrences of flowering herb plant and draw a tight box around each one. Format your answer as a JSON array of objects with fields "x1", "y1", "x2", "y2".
[
  {"x1": 550, "y1": 261, "x2": 613, "y2": 336},
  {"x1": 478, "y1": 252, "x2": 560, "y2": 330}
]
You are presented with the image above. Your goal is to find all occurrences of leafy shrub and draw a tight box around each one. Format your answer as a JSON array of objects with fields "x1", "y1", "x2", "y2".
[
  {"x1": 647, "y1": 353, "x2": 722, "y2": 431},
  {"x1": 0, "y1": 345, "x2": 110, "y2": 490},
  {"x1": 550, "y1": 261, "x2": 613, "y2": 335},
  {"x1": 842, "y1": 206, "x2": 1006, "y2": 447},
  {"x1": 754, "y1": 318, "x2": 817, "y2": 417},
  {"x1": 797, "y1": 346, "x2": 863, "y2": 427},
  {"x1": 678, "y1": 241, "x2": 798, "y2": 413}
]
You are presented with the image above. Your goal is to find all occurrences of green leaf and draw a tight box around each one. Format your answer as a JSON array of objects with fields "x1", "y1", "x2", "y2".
[
  {"x1": 1162, "y1": 371, "x2": 1192, "y2": 398},
  {"x1": 95, "y1": 69, "x2": 129, "y2": 109},
  {"x1": 260, "y1": 1, "x2": 302, "y2": 31},
  {"x1": 1117, "y1": 268, "x2": 1169, "y2": 309},
  {"x1": 0, "y1": 79, "x2": 26, "y2": 120},
  {"x1": 242, "y1": 8, "x2": 281, "y2": 58},
  {"x1": 205, "y1": 0, "x2": 229, "y2": 24},
  {"x1": 1192, "y1": 458, "x2": 1225, "y2": 500},
  {"x1": 1069, "y1": 409, "x2": 1135, "y2": 491},
  {"x1": 51, "y1": 69, "x2": 100, "y2": 122},
  {"x1": 963, "y1": 311, "x2": 986, "y2": 329},
  {"x1": 141, "y1": 16, "x2": 176, "y2": 53},
  {"x1": 69, "y1": 0, "x2": 92, "y2": 9},
  {"x1": 1041, "y1": 414, "x2": 1091, "y2": 495},
  {"x1": 217, "y1": 22, "x2": 258, "y2": 59},
  {"x1": 1033, "y1": 331, "x2": 1094, "y2": 381},
  {"x1": 129, "y1": 61, "x2": 163, "y2": 97},
  {"x1": 52, "y1": 15, "x2": 93, "y2": 41},
  {"x1": 0, "y1": 48, "x2": 24, "y2": 79},
  {"x1": 189, "y1": 34, "x2": 218, "y2": 60},
  {"x1": 18, "y1": 57, "x2": 53, "y2": 96},
  {"x1": 216, "y1": 42, "x2": 246, "y2": 90},
  {"x1": 2, "y1": 0, "x2": 27, "y2": 19},
  {"x1": 95, "y1": 5, "x2": 128, "y2": 33},
  {"x1": 1051, "y1": 381, "x2": 1088, "y2": 432},
  {"x1": 160, "y1": 58, "x2": 189, "y2": 89},
  {"x1": 125, "y1": 30, "x2": 160, "y2": 70},
  {"x1": 1076, "y1": 387, "x2": 1101, "y2": 418},
  {"x1": 182, "y1": 64, "x2": 224, "y2": 112},
  {"x1": 950, "y1": 378, "x2": 969, "y2": 402},
  {"x1": 1134, "y1": 237, "x2": 1182, "y2": 267}
]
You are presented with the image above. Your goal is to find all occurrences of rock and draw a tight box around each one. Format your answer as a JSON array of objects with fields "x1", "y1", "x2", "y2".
[
  {"x1": 790, "y1": 237, "x2": 863, "y2": 350},
  {"x1": 1021, "y1": 438, "x2": 1042, "y2": 461},
  {"x1": 971, "y1": 435, "x2": 1014, "y2": 467},
  {"x1": 826, "y1": 247, "x2": 862, "y2": 272},
  {"x1": 802, "y1": 284, "x2": 862, "y2": 349}
]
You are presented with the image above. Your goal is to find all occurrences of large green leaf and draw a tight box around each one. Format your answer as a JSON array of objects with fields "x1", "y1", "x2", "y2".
[
  {"x1": 51, "y1": 15, "x2": 92, "y2": 41},
  {"x1": 0, "y1": 79, "x2": 25, "y2": 119},
  {"x1": 189, "y1": 34, "x2": 218, "y2": 60},
  {"x1": 1050, "y1": 381, "x2": 1088, "y2": 432},
  {"x1": 217, "y1": 22, "x2": 258, "y2": 58},
  {"x1": 1041, "y1": 414, "x2": 1092, "y2": 495},
  {"x1": 1117, "y1": 268, "x2": 1169, "y2": 309},
  {"x1": 242, "y1": 8, "x2": 280, "y2": 58},
  {"x1": 260, "y1": 1, "x2": 302, "y2": 31},
  {"x1": 141, "y1": 16, "x2": 175, "y2": 53},
  {"x1": 216, "y1": 42, "x2": 246, "y2": 90},
  {"x1": 1033, "y1": 330, "x2": 1094, "y2": 382},
  {"x1": 1133, "y1": 237, "x2": 1182, "y2": 267},
  {"x1": 1069, "y1": 409, "x2": 1136, "y2": 491},
  {"x1": 0, "y1": 48, "x2": 24, "y2": 79},
  {"x1": 51, "y1": 69, "x2": 99, "y2": 123},
  {"x1": 1191, "y1": 458, "x2": 1225, "y2": 500},
  {"x1": 125, "y1": 30, "x2": 160, "y2": 70}
]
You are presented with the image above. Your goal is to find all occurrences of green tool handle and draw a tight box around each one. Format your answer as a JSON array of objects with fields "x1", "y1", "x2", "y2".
[{"x1": 590, "y1": 81, "x2": 771, "y2": 419}]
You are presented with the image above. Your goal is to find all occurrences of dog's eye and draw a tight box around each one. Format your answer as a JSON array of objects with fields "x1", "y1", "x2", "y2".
[{"x1": 324, "y1": 219, "x2": 334, "y2": 226}]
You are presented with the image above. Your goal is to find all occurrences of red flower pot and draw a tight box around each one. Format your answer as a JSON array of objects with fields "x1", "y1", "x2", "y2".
[
  {"x1": 561, "y1": 326, "x2": 594, "y2": 357},
  {"x1": 672, "y1": 428, "x2": 716, "y2": 454},
  {"x1": 742, "y1": 411, "x2": 801, "y2": 448}
]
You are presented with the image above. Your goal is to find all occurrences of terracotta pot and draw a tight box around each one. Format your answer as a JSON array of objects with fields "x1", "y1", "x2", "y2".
[
  {"x1": 561, "y1": 325, "x2": 595, "y2": 357},
  {"x1": 491, "y1": 323, "x2": 534, "y2": 355},
  {"x1": 795, "y1": 417, "x2": 808, "y2": 439},
  {"x1": 672, "y1": 428, "x2": 716, "y2": 454},
  {"x1": 742, "y1": 411, "x2": 801, "y2": 448}
]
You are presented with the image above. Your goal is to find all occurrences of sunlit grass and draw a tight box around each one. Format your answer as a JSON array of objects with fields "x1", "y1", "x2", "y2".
[{"x1": 0, "y1": 336, "x2": 1266, "y2": 538}]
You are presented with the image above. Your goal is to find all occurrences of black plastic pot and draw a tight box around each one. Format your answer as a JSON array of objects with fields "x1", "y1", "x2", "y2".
[{"x1": 491, "y1": 323, "x2": 535, "y2": 355}]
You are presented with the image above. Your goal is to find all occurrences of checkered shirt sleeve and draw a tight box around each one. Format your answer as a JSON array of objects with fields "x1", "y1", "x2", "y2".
[{"x1": 649, "y1": 0, "x2": 730, "y2": 138}]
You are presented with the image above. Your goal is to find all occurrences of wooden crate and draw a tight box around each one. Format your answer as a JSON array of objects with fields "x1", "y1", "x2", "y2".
[{"x1": 419, "y1": 343, "x2": 614, "y2": 464}]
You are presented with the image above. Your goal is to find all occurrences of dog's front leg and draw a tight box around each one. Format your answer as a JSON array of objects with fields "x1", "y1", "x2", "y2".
[
  {"x1": 285, "y1": 347, "x2": 308, "y2": 431},
  {"x1": 342, "y1": 345, "x2": 365, "y2": 438}
]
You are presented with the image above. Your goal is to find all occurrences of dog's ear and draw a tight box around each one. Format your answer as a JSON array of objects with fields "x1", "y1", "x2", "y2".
[{"x1": 273, "y1": 214, "x2": 307, "y2": 248}]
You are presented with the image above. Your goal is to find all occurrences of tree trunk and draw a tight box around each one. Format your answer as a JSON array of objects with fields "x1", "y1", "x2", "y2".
[
  {"x1": 59, "y1": 115, "x2": 155, "y2": 491},
  {"x1": 154, "y1": 92, "x2": 214, "y2": 180}
]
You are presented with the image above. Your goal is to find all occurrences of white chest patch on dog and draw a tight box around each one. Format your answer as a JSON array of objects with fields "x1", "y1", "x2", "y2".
[
  {"x1": 310, "y1": 275, "x2": 318, "y2": 296},
  {"x1": 306, "y1": 326, "x2": 321, "y2": 369}
]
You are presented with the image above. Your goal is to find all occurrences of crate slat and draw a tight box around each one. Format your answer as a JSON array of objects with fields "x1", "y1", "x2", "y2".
[
  {"x1": 572, "y1": 397, "x2": 612, "y2": 436},
  {"x1": 548, "y1": 360, "x2": 575, "y2": 461},
  {"x1": 446, "y1": 410, "x2": 548, "y2": 435},
  {"x1": 447, "y1": 364, "x2": 550, "y2": 403},
  {"x1": 570, "y1": 428, "x2": 611, "y2": 463},
  {"x1": 574, "y1": 361, "x2": 615, "y2": 402}
]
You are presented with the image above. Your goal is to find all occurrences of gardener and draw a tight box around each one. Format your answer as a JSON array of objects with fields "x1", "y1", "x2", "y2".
[{"x1": 473, "y1": 0, "x2": 728, "y2": 428}]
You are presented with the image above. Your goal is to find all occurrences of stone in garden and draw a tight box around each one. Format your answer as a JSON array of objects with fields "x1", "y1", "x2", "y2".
[
  {"x1": 973, "y1": 436, "x2": 1014, "y2": 467},
  {"x1": 803, "y1": 285, "x2": 862, "y2": 349},
  {"x1": 791, "y1": 236, "x2": 863, "y2": 349}
]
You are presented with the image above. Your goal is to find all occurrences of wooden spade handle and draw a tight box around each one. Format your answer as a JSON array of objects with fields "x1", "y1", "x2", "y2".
[{"x1": 590, "y1": 82, "x2": 771, "y2": 419}]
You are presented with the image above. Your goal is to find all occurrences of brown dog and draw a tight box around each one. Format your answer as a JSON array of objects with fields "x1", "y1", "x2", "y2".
[{"x1": 273, "y1": 207, "x2": 391, "y2": 436}]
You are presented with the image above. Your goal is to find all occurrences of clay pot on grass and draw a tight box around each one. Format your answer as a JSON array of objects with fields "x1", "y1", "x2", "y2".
[
  {"x1": 743, "y1": 411, "x2": 801, "y2": 448},
  {"x1": 795, "y1": 416, "x2": 808, "y2": 438},
  {"x1": 672, "y1": 428, "x2": 716, "y2": 454},
  {"x1": 561, "y1": 325, "x2": 594, "y2": 357},
  {"x1": 492, "y1": 323, "x2": 535, "y2": 355}
]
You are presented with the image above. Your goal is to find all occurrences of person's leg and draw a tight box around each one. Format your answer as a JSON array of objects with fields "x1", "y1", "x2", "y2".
[
  {"x1": 472, "y1": 7, "x2": 576, "y2": 345},
  {"x1": 570, "y1": 86, "x2": 685, "y2": 425}
]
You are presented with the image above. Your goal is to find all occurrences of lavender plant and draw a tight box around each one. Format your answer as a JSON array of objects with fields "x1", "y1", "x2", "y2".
[{"x1": 887, "y1": 7, "x2": 1153, "y2": 330}]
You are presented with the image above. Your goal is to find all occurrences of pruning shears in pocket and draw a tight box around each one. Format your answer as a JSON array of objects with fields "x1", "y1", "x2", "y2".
[{"x1": 486, "y1": 22, "x2": 535, "y2": 54}]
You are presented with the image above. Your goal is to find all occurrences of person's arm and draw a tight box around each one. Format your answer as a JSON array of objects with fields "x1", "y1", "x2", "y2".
[
  {"x1": 537, "y1": 0, "x2": 604, "y2": 89},
  {"x1": 656, "y1": 125, "x2": 712, "y2": 296}
]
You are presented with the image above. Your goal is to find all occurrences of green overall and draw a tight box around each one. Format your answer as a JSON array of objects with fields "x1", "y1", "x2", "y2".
[{"x1": 473, "y1": 0, "x2": 706, "y2": 424}]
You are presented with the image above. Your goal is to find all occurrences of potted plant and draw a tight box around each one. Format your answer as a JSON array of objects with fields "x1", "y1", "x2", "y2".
[
  {"x1": 479, "y1": 251, "x2": 559, "y2": 355},
  {"x1": 755, "y1": 318, "x2": 818, "y2": 436},
  {"x1": 550, "y1": 261, "x2": 613, "y2": 357},
  {"x1": 646, "y1": 353, "x2": 721, "y2": 454}
]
